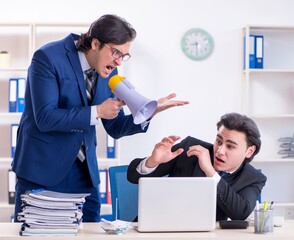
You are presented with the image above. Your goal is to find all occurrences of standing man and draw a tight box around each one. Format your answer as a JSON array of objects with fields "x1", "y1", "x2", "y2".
[
  {"x1": 128, "y1": 112, "x2": 267, "y2": 221},
  {"x1": 12, "y1": 14, "x2": 189, "y2": 222}
]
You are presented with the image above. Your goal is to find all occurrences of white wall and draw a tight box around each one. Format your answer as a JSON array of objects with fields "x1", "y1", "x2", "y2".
[{"x1": 1, "y1": 0, "x2": 294, "y2": 164}]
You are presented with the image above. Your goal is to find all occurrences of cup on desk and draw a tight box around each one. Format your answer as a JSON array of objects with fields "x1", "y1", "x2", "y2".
[{"x1": 254, "y1": 209, "x2": 274, "y2": 234}]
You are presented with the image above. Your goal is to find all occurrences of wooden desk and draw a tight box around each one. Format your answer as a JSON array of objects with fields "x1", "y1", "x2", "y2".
[{"x1": 0, "y1": 221, "x2": 293, "y2": 239}]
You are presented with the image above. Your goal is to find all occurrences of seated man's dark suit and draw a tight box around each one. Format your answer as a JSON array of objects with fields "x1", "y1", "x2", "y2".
[{"x1": 127, "y1": 136, "x2": 267, "y2": 221}]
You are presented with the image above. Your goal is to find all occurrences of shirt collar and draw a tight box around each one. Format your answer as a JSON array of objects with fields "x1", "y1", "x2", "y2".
[{"x1": 77, "y1": 51, "x2": 91, "y2": 73}]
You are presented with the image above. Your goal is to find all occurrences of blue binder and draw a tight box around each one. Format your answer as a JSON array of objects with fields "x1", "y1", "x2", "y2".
[
  {"x1": 8, "y1": 78, "x2": 17, "y2": 112},
  {"x1": 11, "y1": 124, "x2": 19, "y2": 158},
  {"x1": 106, "y1": 135, "x2": 116, "y2": 158},
  {"x1": 17, "y1": 78, "x2": 26, "y2": 112},
  {"x1": 8, "y1": 169, "x2": 16, "y2": 204},
  {"x1": 255, "y1": 35, "x2": 264, "y2": 69},
  {"x1": 249, "y1": 35, "x2": 256, "y2": 69},
  {"x1": 99, "y1": 169, "x2": 107, "y2": 204}
]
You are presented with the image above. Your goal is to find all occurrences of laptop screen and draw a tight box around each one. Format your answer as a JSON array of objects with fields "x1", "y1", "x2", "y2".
[{"x1": 137, "y1": 177, "x2": 217, "y2": 232}]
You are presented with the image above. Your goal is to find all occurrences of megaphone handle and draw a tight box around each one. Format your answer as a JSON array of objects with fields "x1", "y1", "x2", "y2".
[{"x1": 113, "y1": 96, "x2": 124, "y2": 103}]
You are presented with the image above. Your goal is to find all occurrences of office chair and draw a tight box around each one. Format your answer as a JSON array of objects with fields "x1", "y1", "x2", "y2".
[{"x1": 108, "y1": 165, "x2": 138, "y2": 222}]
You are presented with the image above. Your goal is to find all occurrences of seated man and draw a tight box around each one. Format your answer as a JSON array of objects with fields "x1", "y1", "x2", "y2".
[{"x1": 127, "y1": 112, "x2": 267, "y2": 221}]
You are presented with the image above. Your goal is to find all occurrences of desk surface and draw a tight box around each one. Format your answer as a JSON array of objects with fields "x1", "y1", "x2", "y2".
[{"x1": 0, "y1": 221, "x2": 293, "y2": 240}]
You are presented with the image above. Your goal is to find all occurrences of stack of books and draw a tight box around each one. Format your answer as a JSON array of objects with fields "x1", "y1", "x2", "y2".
[{"x1": 18, "y1": 189, "x2": 90, "y2": 236}]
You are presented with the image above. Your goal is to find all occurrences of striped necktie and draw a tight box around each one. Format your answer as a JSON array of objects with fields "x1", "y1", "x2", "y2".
[
  {"x1": 77, "y1": 69, "x2": 97, "y2": 162},
  {"x1": 85, "y1": 68, "x2": 97, "y2": 103}
]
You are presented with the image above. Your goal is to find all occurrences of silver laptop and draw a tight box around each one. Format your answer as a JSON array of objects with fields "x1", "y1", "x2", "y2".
[{"x1": 136, "y1": 177, "x2": 217, "y2": 232}]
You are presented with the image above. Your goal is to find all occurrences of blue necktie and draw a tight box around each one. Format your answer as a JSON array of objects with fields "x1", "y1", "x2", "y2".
[{"x1": 219, "y1": 171, "x2": 230, "y2": 177}]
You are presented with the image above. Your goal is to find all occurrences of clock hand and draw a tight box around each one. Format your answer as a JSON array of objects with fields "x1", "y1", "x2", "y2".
[{"x1": 191, "y1": 41, "x2": 199, "y2": 55}]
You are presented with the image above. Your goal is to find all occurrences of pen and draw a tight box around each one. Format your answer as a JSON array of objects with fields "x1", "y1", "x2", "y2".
[
  {"x1": 256, "y1": 200, "x2": 259, "y2": 210},
  {"x1": 269, "y1": 201, "x2": 274, "y2": 210}
]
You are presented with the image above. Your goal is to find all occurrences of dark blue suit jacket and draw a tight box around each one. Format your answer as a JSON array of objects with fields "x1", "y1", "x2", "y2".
[{"x1": 12, "y1": 33, "x2": 147, "y2": 187}]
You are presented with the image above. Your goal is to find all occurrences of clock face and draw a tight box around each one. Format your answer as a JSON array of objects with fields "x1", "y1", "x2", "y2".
[{"x1": 181, "y1": 28, "x2": 214, "y2": 60}]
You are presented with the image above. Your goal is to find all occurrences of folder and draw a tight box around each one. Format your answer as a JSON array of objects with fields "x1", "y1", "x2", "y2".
[
  {"x1": 249, "y1": 35, "x2": 256, "y2": 69},
  {"x1": 8, "y1": 169, "x2": 16, "y2": 204},
  {"x1": 99, "y1": 169, "x2": 107, "y2": 204},
  {"x1": 11, "y1": 124, "x2": 19, "y2": 158},
  {"x1": 106, "y1": 169, "x2": 112, "y2": 204},
  {"x1": 8, "y1": 78, "x2": 17, "y2": 112},
  {"x1": 255, "y1": 35, "x2": 264, "y2": 69},
  {"x1": 106, "y1": 135, "x2": 116, "y2": 158},
  {"x1": 17, "y1": 78, "x2": 26, "y2": 112}
]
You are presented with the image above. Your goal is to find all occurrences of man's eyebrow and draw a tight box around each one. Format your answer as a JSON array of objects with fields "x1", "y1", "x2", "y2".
[
  {"x1": 216, "y1": 134, "x2": 238, "y2": 145},
  {"x1": 216, "y1": 134, "x2": 223, "y2": 140},
  {"x1": 226, "y1": 139, "x2": 238, "y2": 146}
]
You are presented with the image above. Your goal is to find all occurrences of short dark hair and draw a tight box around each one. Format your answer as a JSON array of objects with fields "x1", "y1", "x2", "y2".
[
  {"x1": 216, "y1": 112, "x2": 261, "y2": 163},
  {"x1": 76, "y1": 14, "x2": 136, "y2": 52}
]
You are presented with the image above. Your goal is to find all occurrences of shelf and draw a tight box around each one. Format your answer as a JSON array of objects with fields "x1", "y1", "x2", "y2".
[
  {"x1": 0, "y1": 68, "x2": 28, "y2": 72},
  {"x1": 272, "y1": 202, "x2": 294, "y2": 207},
  {"x1": 0, "y1": 113, "x2": 22, "y2": 125},
  {"x1": 0, "y1": 203, "x2": 14, "y2": 208},
  {"x1": 244, "y1": 69, "x2": 294, "y2": 73},
  {"x1": 244, "y1": 25, "x2": 294, "y2": 32},
  {"x1": 253, "y1": 158, "x2": 294, "y2": 163},
  {"x1": 257, "y1": 202, "x2": 294, "y2": 208},
  {"x1": 0, "y1": 158, "x2": 12, "y2": 164},
  {"x1": 249, "y1": 114, "x2": 294, "y2": 119}
]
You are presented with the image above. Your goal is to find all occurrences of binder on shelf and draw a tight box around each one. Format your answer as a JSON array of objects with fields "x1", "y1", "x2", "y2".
[
  {"x1": 106, "y1": 135, "x2": 116, "y2": 158},
  {"x1": 106, "y1": 169, "x2": 111, "y2": 204},
  {"x1": 8, "y1": 169, "x2": 16, "y2": 204},
  {"x1": 244, "y1": 35, "x2": 264, "y2": 69},
  {"x1": 9, "y1": 78, "x2": 17, "y2": 112},
  {"x1": 11, "y1": 124, "x2": 19, "y2": 158},
  {"x1": 249, "y1": 35, "x2": 256, "y2": 69},
  {"x1": 244, "y1": 35, "x2": 256, "y2": 69},
  {"x1": 99, "y1": 169, "x2": 107, "y2": 204},
  {"x1": 17, "y1": 78, "x2": 26, "y2": 112},
  {"x1": 255, "y1": 35, "x2": 264, "y2": 69}
]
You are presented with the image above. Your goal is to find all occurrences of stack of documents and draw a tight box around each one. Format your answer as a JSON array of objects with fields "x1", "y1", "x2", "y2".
[
  {"x1": 100, "y1": 218, "x2": 131, "y2": 234},
  {"x1": 278, "y1": 136, "x2": 294, "y2": 158},
  {"x1": 18, "y1": 189, "x2": 90, "y2": 236}
]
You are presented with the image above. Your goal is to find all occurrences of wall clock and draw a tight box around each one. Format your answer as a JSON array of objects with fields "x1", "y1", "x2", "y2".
[{"x1": 181, "y1": 28, "x2": 214, "y2": 61}]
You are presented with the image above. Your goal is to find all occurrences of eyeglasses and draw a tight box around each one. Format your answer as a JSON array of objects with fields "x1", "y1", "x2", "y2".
[{"x1": 104, "y1": 43, "x2": 131, "y2": 62}]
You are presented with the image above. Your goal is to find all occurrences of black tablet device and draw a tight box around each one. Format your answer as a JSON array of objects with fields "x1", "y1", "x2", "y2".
[{"x1": 219, "y1": 220, "x2": 249, "y2": 229}]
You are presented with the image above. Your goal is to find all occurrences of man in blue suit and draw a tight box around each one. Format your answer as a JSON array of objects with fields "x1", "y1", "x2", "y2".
[{"x1": 12, "y1": 14, "x2": 189, "y2": 222}]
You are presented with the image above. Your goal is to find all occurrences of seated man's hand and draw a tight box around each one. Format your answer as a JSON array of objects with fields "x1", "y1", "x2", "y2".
[{"x1": 146, "y1": 135, "x2": 184, "y2": 168}]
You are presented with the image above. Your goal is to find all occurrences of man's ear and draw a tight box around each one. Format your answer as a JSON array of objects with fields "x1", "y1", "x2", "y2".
[
  {"x1": 91, "y1": 38, "x2": 100, "y2": 50},
  {"x1": 245, "y1": 145, "x2": 256, "y2": 158}
]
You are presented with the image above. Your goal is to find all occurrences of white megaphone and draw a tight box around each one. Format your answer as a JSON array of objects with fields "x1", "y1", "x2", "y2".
[{"x1": 108, "y1": 75, "x2": 158, "y2": 125}]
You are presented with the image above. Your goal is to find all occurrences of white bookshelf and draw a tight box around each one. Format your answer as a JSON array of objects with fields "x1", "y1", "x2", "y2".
[{"x1": 243, "y1": 25, "x2": 294, "y2": 216}]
